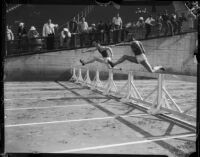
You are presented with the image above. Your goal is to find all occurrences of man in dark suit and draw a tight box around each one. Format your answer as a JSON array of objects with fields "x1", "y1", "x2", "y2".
[{"x1": 69, "y1": 17, "x2": 78, "y2": 48}]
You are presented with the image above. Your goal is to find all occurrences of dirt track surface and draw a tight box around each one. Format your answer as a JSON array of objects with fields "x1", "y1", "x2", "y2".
[{"x1": 4, "y1": 81, "x2": 196, "y2": 156}]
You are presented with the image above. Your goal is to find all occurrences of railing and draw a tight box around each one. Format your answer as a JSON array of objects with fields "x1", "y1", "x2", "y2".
[
  {"x1": 5, "y1": 25, "x2": 197, "y2": 57},
  {"x1": 69, "y1": 66, "x2": 196, "y2": 131}
]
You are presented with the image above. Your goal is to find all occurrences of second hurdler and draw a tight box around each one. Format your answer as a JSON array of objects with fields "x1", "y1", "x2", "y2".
[{"x1": 112, "y1": 36, "x2": 165, "y2": 72}]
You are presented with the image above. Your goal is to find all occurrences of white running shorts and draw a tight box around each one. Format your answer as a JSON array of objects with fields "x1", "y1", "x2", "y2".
[{"x1": 136, "y1": 53, "x2": 148, "y2": 63}]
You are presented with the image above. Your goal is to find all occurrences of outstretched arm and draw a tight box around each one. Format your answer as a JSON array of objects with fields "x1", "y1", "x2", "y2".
[{"x1": 82, "y1": 48, "x2": 97, "y2": 53}]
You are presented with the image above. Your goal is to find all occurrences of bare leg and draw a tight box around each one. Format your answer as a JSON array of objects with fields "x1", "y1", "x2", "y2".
[
  {"x1": 81, "y1": 57, "x2": 109, "y2": 67},
  {"x1": 113, "y1": 55, "x2": 138, "y2": 66},
  {"x1": 140, "y1": 60, "x2": 164, "y2": 73}
]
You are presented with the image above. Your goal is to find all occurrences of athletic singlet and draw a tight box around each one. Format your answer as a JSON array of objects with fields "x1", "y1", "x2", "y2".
[
  {"x1": 130, "y1": 41, "x2": 145, "y2": 56},
  {"x1": 98, "y1": 48, "x2": 109, "y2": 58}
]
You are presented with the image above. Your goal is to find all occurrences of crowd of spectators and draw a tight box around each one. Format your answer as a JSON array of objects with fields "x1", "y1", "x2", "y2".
[{"x1": 5, "y1": 9, "x2": 197, "y2": 54}]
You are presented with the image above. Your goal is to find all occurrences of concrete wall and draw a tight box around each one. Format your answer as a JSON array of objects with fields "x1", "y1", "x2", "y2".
[{"x1": 4, "y1": 32, "x2": 197, "y2": 81}]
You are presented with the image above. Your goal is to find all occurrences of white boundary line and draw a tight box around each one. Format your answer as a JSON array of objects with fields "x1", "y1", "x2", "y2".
[
  {"x1": 55, "y1": 133, "x2": 196, "y2": 153},
  {"x1": 4, "y1": 96, "x2": 77, "y2": 101},
  {"x1": 5, "y1": 103, "x2": 91, "y2": 111},
  {"x1": 5, "y1": 113, "x2": 149, "y2": 128},
  {"x1": 4, "y1": 86, "x2": 63, "y2": 90},
  {"x1": 4, "y1": 96, "x2": 107, "y2": 101},
  {"x1": 5, "y1": 90, "x2": 70, "y2": 94}
]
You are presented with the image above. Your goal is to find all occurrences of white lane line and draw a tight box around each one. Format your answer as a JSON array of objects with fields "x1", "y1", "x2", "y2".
[
  {"x1": 5, "y1": 90, "x2": 70, "y2": 94},
  {"x1": 4, "y1": 86, "x2": 63, "y2": 90},
  {"x1": 5, "y1": 103, "x2": 91, "y2": 111},
  {"x1": 55, "y1": 133, "x2": 196, "y2": 153},
  {"x1": 4, "y1": 96, "x2": 106, "y2": 101},
  {"x1": 4, "y1": 96, "x2": 71, "y2": 101},
  {"x1": 5, "y1": 113, "x2": 149, "y2": 128}
]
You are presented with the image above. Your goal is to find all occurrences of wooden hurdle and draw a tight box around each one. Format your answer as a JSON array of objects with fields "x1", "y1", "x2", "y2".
[{"x1": 69, "y1": 67, "x2": 196, "y2": 126}]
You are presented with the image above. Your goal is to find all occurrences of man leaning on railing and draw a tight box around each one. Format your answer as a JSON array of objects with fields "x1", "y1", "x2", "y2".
[
  {"x1": 60, "y1": 28, "x2": 71, "y2": 49},
  {"x1": 145, "y1": 14, "x2": 155, "y2": 39},
  {"x1": 27, "y1": 26, "x2": 42, "y2": 52}
]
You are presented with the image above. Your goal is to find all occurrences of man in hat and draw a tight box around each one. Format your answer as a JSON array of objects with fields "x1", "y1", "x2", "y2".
[
  {"x1": 80, "y1": 41, "x2": 114, "y2": 68},
  {"x1": 28, "y1": 26, "x2": 39, "y2": 39},
  {"x1": 111, "y1": 36, "x2": 165, "y2": 73},
  {"x1": 136, "y1": 17, "x2": 145, "y2": 28},
  {"x1": 136, "y1": 17, "x2": 145, "y2": 38},
  {"x1": 28, "y1": 26, "x2": 40, "y2": 51},
  {"x1": 60, "y1": 28, "x2": 71, "y2": 48},
  {"x1": 145, "y1": 15, "x2": 155, "y2": 38}
]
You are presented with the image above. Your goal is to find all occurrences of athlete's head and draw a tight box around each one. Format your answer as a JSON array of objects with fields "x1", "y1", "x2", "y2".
[
  {"x1": 128, "y1": 34, "x2": 137, "y2": 42},
  {"x1": 92, "y1": 41, "x2": 101, "y2": 48}
]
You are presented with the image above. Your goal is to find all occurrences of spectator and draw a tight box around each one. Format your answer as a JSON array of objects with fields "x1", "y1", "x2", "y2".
[
  {"x1": 28, "y1": 26, "x2": 39, "y2": 39},
  {"x1": 162, "y1": 10, "x2": 173, "y2": 36},
  {"x1": 97, "y1": 20, "x2": 105, "y2": 43},
  {"x1": 145, "y1": 15, "x2": 155, "y2": 38},
  {"x1": 88, "y1": 23, "x2": 97, "y2": 45},
  {"x1": 6, "y1": 25, "x2": 14, "y2": 55},
  {"x1": 177, "y1": 13, "x2": 187, "y2": 34},
  {"x1": 69, "y1": 17, "x2": 78, "y2": 33},
  {"x1": 187, "y1": 10, "x2": 196, "y2": 30},
  {"x1": 136, "y1": 17, "x2": 145, "y2": 28},
  {"x1": 170, "y1": 13, "x2": 178, "y2": 35},
  {"x1": 112, "y1": 13, "x2": 122, "y2": 29},
  {"x1": 78, "y1": 17, "x2": 89, "y2": 47},
  {"x1": 17, "y1": 22, "x2": 27, "y2": 50},
  {"x1": 112, "y1": 13, "x2": 122, "y2": 43},
  {"x1": 136, "y1": 17, "x2": 145, "y2": 39},
  {"x1": 69, "y1": 17, "x2": 78, "y2": 48},
  {"x1": 27, "y1": 26, "x2": 41, "y2": 52},
  {"x1": 42, "y1": 19, "x2": 58, "y2": 50},
  {"x1": 104, "y1": 21, "x2": 113, "y2": 44},
  {"x1": 155, "y1": 14, "x2": 163, "y2": 36},
  {"x1": 60, "y1": 28, "x2": 71, "y2": 48}
]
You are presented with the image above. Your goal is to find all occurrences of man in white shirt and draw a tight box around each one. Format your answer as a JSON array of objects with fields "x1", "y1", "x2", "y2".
[
  {"x1": 6, "y1": 25, "x2": 14, "y2": 56},
  {"x1": 112, "y1": 13, "x2": 122, "y2": 29},
  {"x1": 145, "y1": 15, "x2": 155, "y2": 38},
  {"x1": 112, "y1": 13, "x2": 123, "y2": 43},
  {"x1": 78, "y1": 17, "x2": 89, "y2": 47},
  {"x1": 42, "y1": 19, "x2": 58, "y2": 50}
]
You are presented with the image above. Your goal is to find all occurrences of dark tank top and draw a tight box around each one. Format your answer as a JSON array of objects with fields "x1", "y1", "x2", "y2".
[
  {"x1": 98, "y1": 49, "x2": 109, "y2": 58},
  {"x1": 130, "y1": 41, "x2": 145, "y2": 56}
]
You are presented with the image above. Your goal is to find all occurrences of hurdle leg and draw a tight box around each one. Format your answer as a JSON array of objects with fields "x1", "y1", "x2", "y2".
[
  {"x1": 91, "y1": 69, "x2": 103, "y2": 91},
  {"x1": 76, "y1": 68, "x2": 84, "y2": 84},
  {"x1": 83, "y1": 69, "x2": 92, "y2": 87},
  {"x1": 69, "y1": 68, "x2": 77, "y2": 82},
  {"x1": 103, "y1": 69, "x2": 118, "y2": 95}
]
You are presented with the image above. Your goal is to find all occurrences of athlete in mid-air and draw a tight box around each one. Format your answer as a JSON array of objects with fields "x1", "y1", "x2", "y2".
[
  {"x1": 111, "y1": 36, "x2": 165, "y2": 73},
  {"x1": 80, "y1": 41, "x2": 114, "y2": 68}
]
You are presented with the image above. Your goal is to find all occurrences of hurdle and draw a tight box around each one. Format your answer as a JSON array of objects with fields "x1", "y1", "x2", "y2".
[{"x1": 69, "y1": 67, "x2": 196, "y2": 129}]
